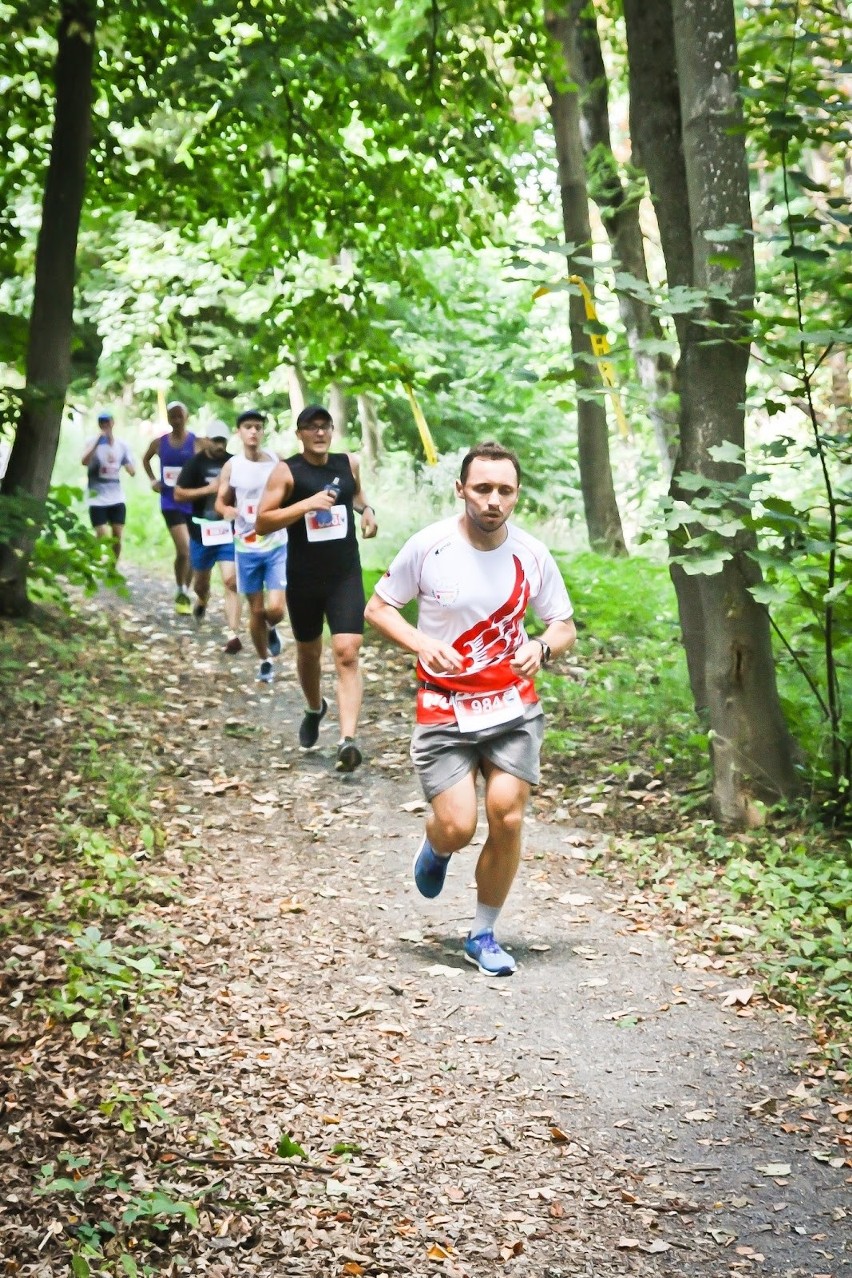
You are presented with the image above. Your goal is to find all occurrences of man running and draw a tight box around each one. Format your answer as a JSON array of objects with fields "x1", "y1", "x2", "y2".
[
  {"x1": 142, "y1": 400, "x2": 196, "y2": 614},
  {"x1": 364, "y1": 441, "x2": 576, "y2": 976},
  {"x1": 81, "y1": 411, "x2": 135, "y2": 560},
  {"x1": 174, "y1": 425, "x2": 241, "y2": 652},
  {"x1": 215, "y1": 409, "x2": 287, "y2": 682},
  {"x1": 255, "y1": 404, "x2": 377, "y2": 771}
]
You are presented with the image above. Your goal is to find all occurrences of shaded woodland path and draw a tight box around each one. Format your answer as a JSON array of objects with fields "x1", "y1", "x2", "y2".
[{"x1": 3, "y1": 570, "x2": 849, "y2": 1277}]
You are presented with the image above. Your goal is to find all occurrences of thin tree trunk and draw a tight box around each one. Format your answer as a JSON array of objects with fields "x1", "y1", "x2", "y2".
[
  {"x1": 329, "y1": 381, "x2": 348, "y2": 450},
  {"x1": 573, "y1": 9, "x2": 677, "y2": 468},
  {"x1": 545, "y1": 4, "x2": 627, "y2": 557},
  {"x1": 0, "y1": 1, "x2": 95, "y2": 617},
  {"x1": 672, "y1": 0, "x2": 799, "y2": 821},
  {"x1": 357, "y1": 393, "x2": 382, "y2": 471},
  {"x1": 286, "y1": 365, "x2": 306, "y2": 425}
]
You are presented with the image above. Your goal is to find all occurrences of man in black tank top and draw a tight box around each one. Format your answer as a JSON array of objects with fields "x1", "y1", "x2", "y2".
[{"x1": 256, "y1": 405, "x2": 378, "y2": 772}]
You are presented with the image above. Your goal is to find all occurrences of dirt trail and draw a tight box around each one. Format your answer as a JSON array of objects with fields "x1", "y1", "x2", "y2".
[{"x1": 95, "y1": 571, "x2": 849, "y2": 1277}]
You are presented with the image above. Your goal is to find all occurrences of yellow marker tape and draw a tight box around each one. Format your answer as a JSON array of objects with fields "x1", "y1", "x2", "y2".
[
  {"x1": 568, "y1": 275, "x2": 631, "y2": 439},
  {"x1": 402, "y1": 382, "x2": 439, "y2": 466},
  {"x1": 156, "y1": 388, "x2": 168, "y2": 427}
]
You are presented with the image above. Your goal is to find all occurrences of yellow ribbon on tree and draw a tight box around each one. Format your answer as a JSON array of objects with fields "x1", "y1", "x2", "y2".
[
  {"x1": 402, "y1": 382, "x2": 439, "y2": 466},
  {"x1": 567, "y1": 275, "x2": 631, "y2": 439}
]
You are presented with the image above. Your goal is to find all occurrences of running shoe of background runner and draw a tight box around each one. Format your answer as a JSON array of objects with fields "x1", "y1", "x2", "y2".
[
  {"x1": 175, "y1": 590, "x2": 192, "y2": 615},
  {"x1": 257, "y1": 659, "x2": 273, "y2": 683},
  {"x1": 336, "y1": 738, "x2": 362, "y2": 773},
  {"x1": 299, "y1": 698, "x2": 328, "y2": 748},
  {"x1": 267, "y1": 626, "x2": 282, "y2": 657},
  {"x1": 223, "y1": 635, "x2": 243, "y2": 654}
]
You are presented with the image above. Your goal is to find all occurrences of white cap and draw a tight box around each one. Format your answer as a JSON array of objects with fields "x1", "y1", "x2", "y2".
[{"x1": 166, "y1": 400, "x2": 187, "y2": 412}]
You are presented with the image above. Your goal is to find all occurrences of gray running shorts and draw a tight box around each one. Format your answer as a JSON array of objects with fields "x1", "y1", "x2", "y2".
[{"x1": 410, "y1": 704, "x2": 545, "y2": 801}]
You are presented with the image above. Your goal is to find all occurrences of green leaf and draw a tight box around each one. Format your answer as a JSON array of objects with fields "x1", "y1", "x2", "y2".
[
  {"x1": 71, "y1": 1258, "x2": 90, "y2": 1278},
  {"x1": 120, "y1": 1257, "x2": 139, "y2": 1278},
  {"x1": 277, "y1": 1132, "x2": 307, "y2": 1159},
  {"x1": 71, "y1": 1021, "x2": 90, "y2": 1041}
]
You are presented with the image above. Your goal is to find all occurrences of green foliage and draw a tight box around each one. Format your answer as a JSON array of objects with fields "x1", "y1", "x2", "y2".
[
  {"x1": 0, "y1": 484, "x2": 126, "y2": 605},
  {"x1": 614, "y1": 824, "x2": 852, "y2": 1038},
  {"x1": 544, "y1": 552, "x2": 702, "y2": 781}
]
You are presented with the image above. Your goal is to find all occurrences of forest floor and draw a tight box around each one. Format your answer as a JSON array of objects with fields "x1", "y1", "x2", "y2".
[{"x1": 1, "y1": 570, "x2": 850, "y2": 1278}]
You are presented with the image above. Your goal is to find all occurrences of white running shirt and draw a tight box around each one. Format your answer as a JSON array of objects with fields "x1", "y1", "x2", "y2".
[
  {"x1": 230, "y1": 452, "x2": 287, "y2": 553},
  {"x1": 375, "y1": 516, "x2": 573, "y2": 725}
]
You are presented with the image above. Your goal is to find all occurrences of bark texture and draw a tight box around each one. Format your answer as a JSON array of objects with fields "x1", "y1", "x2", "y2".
[
  {"x1": 357, "y1": 393, "x2": 382, "y2": 471},
  {"x1": 0, "y1": 1, "x2": 95, "y2": 616},
  {"x1": 672, "y1": 0, "x2": 798, "y2": 822},
  {"x1": 545, "y1": 4, "x2": 627, "y2": 557},
  {"x1": 573, "y1": 9, "x2": 677, "y2": 468}
]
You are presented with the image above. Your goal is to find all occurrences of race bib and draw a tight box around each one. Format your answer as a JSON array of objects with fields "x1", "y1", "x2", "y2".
[
  {"x1": 99, "y1": 461, "x2": 120, "y2": 480},
  {"x1": 198, "y1": 519, "x2": 233, "y2": 546},
  {"x1": 305, "y1": 505, "x2": 347, "y2": 542},
  {"x1": 453, "y1": 685, "x2": 524, "y2": 736},
  {"x1": 162, "y1": 465, "x2": 181, "y2": 487}
]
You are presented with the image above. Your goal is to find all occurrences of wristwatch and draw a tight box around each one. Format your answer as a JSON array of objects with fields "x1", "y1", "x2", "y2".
[{"x1": 534, "y1": 638, "x2": 551, "y2": 667}]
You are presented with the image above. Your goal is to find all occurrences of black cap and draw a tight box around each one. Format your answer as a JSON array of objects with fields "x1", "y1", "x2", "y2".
[
  {"x1": 236, "y1": 409, "x2": 265, "y2": 427},
  {"x1": 296, "y1": 404, "x2": 333, "y2": 429}
]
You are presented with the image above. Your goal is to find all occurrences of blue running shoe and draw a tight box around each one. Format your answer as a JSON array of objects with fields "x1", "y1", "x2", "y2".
[
  {"x1": 463, "y1": 930, "x2": 516, "y2": 976},
  {"x1": 267, "y1": 626, "x2": 282, "y2": 657},
  {"x1": 413, "y1": 835, "x2": 450, "y2": 899},
  {"x1": 256, "y1": 659, "x2": 274, "y2": 684}
]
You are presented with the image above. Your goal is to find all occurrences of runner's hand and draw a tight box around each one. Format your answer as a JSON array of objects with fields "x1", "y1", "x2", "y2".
[
  {"x1": 150, "y1": 480, "x2": 163, "y2": 493},
  {"x1": 360, "y1": 510, "x2": 378, "y2": 539},
  {"x1": 418, "y1": 638, "x2": 465, "y2": 675},
  {"x1": 305, "y1": 490, "x2": 336, "y2": 512},
  {"x1": 509, "y1": 641, "x2": 545, "y2": 677},
  {"x1": 219, "y1": 504, "x2": 237, "y2": 520}
]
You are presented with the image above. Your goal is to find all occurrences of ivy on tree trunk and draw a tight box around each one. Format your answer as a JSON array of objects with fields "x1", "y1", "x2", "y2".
[{"x1": 0, "y1": 1, "x2": 95, "y2": 617}]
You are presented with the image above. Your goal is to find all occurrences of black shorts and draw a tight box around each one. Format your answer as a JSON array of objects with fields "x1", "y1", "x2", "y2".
[
  {"x1": 89, "y1": 503, "x2": 126, "y2": 528},
  {"x1": 162, "y1": 509, "x2": 190, "y2": 529},
  {"x1": 286, "y1": 565, "x2": 366, "y2": 642}
]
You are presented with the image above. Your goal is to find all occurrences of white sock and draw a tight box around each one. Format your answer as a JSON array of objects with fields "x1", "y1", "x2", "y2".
[{"x1": 471, "y1": 902, "x2": 501, "y2": 937}]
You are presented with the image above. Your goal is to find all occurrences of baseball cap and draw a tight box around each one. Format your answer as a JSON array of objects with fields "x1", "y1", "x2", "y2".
[
  {"x1": 236, "y1": 409, "x2": 266, "y2": 427},
  {"x1": 296, "y1": 404, "x2": 332, "y2": 428},
  {"x1": 166, "y1": 400, "x2": 187, "y2": 412},
  {"x1": 206, "y1": 420, "x2": 230, "y2": 442},
  {"x1": 97, "y1": 410, "x2": 113, "y2": 422}
]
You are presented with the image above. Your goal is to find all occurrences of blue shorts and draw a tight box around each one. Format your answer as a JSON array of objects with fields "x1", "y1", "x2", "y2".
[
  {"x1": 190, "y1": 539, "x2": 236, "y2": 572},
  {"x1": 236, "y1": 543, "x2": 288, "y2": 595}
]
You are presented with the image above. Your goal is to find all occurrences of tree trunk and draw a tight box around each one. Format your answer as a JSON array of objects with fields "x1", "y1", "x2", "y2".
[
  {"x1": 357, "y1": 393, "x2": 382, "y2": 471},
  {"x1": 0, "y1": 1, "x2": 95, "y2": 617},
  {"x1": 329, "y1": 381, "x2": 348, "y2": 450},
  {"x1": 622, "y1": 0, "x2": 694, "y2": 332},
  {"x1": 286, "y1": 364, "x2": 306, "y2": 425},
  {"x1": 545, "y1": 4, "x2": 627, "y2": 557},
  {"x1": 623, "y1": 0, "x2": 706, "y2": 709},
  {"x1": 672, "y1": 0, "x2": 799, "y2": 822},
  {"x1": 573, "y1": 9, "x2": 677, "y2": 468}
]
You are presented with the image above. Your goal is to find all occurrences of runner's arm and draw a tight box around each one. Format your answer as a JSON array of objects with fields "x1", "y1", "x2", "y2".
[
  {"x1": 254, "y1": 462, "x2": 334, "y2": 533},
  {"x1": 174, "y1": 459, "x2": 215, "y2": 505},
  {"x1": 364, "y1": 594, "x2": 465, "y2": 675},
  {"x1": 509, "y1": 617, "x2": 577, "y2": 678},
  {"x1": 214, "y1": 459, "x2": 237, "y2": 520},
  {"x1": 348, "y1": 453, "x2": 378, "y2": 539},
  {"x1": 81, "y1": 437, "x2": 104, "y2": 467},
  {"x1": 141, "y1": 438, "x2": 162, "y2": 491}
]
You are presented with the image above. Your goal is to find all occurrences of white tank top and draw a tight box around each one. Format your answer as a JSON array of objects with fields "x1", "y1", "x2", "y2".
[{"x1": 231, "y1": 452, "x2": 287, "y2": 552}]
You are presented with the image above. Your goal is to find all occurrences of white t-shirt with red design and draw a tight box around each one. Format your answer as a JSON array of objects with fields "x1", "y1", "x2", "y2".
[{"x1": 375, "y1": 516, "x2": 573, "y2": 725}]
